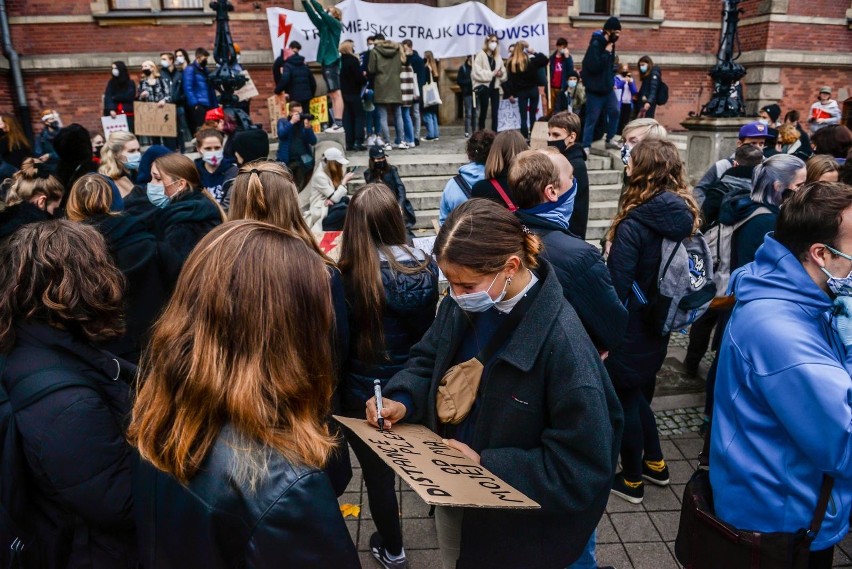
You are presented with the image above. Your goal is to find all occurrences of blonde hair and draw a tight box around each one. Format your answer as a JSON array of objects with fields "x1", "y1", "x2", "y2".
[
  {"x1": 141, "y1": 60, "x2": 160, "y2": 80},
  {"x1": 98, "y1": 131, "x2": 138, "y2": 180},
  {"x1": 424, "y1": 51, "x2": 439, "y2": 79},
  {"x1": 339, "y1": 40, "x2": 355, "y2": 56},
  {"x1": 507, "y1": 41, "x2": 529, "y2": 73},
  {"x1": 482, "y1": 34, "x2": 498, "y2": 53},
  {"x1": 4, "y1": 158, "x2": 64, "y2": 208},
  {"x1": 806, "y1": 155, "x2": 839, "y2": 184},
  {"x1": 66, "y1": 174, "x2": 115, "y2": 222},
  {"x1": 621, "y1": 118, "x2": 668, "y2": 143}
]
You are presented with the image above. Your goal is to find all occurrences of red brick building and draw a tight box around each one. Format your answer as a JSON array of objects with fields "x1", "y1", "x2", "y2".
[{"x1": 1, "y1": 0, "x2": 850, "y2": 138}]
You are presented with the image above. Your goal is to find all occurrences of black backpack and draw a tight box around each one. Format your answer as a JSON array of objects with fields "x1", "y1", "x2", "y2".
[
  {"x1": 657, "y1": 80, "x2": 669, "y2": 105},
  {"x1": 0, "y1": 357, "x2": 99, "y2": 568}
]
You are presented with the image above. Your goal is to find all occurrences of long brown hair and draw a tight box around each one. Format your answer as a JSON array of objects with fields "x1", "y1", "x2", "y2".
[
  {"x1": 638, "y1": 55, "x2": 654, "y2": 79},
  {"x1": 424, "y1": 51, "x2": 439, "y2": 79},
  {"x1": 338, "y1": 184, "x2": 431, "y2": 362},
  {"x1": 607, "y1": 139, "x2": 700, "y2": 241},
  {"x1": 485, "y1": 130, "x2": 528, "y2": 179},
  {"x1": 0, "y1": 220, "x2": 125, "y2": 353},
  {"x1": 228, "y1": 160, "x2": 333, "y2": 265},
  {"x1": 436, "y1": 198, "x2": 542, "y2": 274},
  {"x1": 0, "y1": 114, "x2": 30, "y2": 153},
  {"x1": 66, "y1": 173, "x2": 114, "y2": 221},
  {"x1": 129, "y1": 221, "x2": 337, "y2": 487},
  {"x1": 324, "y1": 158, "x2": 344, "y2": 188},
  {"x1": 154, "y1": 153, "x2": 226, "y2": 221}
]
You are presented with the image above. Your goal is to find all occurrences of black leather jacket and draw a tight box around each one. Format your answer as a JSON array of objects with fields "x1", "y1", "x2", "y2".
[{"x1": 135, "y1": 423, "x2": 360, "y2": 568}]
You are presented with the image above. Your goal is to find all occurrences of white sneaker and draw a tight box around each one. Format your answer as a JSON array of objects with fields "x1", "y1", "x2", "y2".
[
  {"x1": 325, "y1": 124, "x2": 344, "y2": 134},
  {"x1": 397, "y1": 142, "x2": 409, "y2": 149},
  {"x1": 366, "y1": 135, "x2": 377, "y2": 147},
  {"x1": 383, "y1": 143, "x2": 393, "y2": 151}
]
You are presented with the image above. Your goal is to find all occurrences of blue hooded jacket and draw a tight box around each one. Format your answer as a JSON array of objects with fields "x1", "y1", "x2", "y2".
[
  {"x1": 710, "y1": 234, "x2": 852, "y2": 550},
  {"x1": 438, "y1": 162, "x2": 485, "y2": 225}
]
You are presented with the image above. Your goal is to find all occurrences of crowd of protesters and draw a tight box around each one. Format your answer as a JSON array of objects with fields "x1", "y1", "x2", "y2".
[{"x1": 1, "y1": 17, "x2": 852, "y2": 569}]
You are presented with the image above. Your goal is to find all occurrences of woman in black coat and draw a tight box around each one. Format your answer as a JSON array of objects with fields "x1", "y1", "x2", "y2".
[
  {"x1": 605, "y1": 139, "x2": 700, "y2": 505},
  {"x1": 636, "y1": 55, "x2": 662, "y2": 119},
  {"x1": 364, "y1": 146, "x2": 416, "y2": 232},
  {"x1": 0, "y1": 220, "x2": 137, "y2": 569},
  {"x1": 504, "y1": 42, "x2": 548, "y2": 140},
  {"x1": 66, "y1": 174, "x2": 180, "y2": 364},
  {"x1": 367, "y1": 199, "x2": 622, "y2": 569},
  {"x1": 338, "y1": 184, "x2": 438, "y2": 567},
  {"x1": 104, "y1": 62, "x2": 137, "y2": 131},
  {"x1": 340, "y1": 40, "x2": 367, "y2": 151}
]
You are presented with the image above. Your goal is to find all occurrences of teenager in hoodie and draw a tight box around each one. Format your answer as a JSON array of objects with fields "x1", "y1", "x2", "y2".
[
  {"x1": 808, "y1": 86, "x2": 842, "y2": 135},
  {"x1": 711, "y1": 181, "x2": 852, "y2": 569},
  {"x1": 193, "y1": 128, "x2": 234, "y2": 206},
  {"x1": 580, "y1": 17, "x2": 621, "y2": 151},
  {"x1": 274, "y1": 41, "x2": 317, "y2": 110},
  {"x1": 547, "y1": 112, "x2": 590, "y2": 239},
  {"x1": 439, "y1": 129, "x2": 495, "y2": 224},
  {"x1": 605, "y1": 139, "x2": 700, "y2": 505}
]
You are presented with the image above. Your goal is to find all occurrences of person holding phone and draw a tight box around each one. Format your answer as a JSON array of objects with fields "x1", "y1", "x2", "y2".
[{"x1": 276, "y1": 101, "x2": 318, "y2": 191}]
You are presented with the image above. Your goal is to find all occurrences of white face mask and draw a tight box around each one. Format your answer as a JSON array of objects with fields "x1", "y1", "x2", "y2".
[
  {"x1": 368, "y1": 44, "x2": 374, "y2": 50},
  {"x1": 567, "y1": 79, "x2": 578, "y2": 88},
  {"x1": 112, "y1": 68, "x2": 120, "y2": 77},
  {"x1": 203, "y1": 150, "x2": 224, "y2": 167},
  {"x1": 176, "y1": 56, "x2": 186, "y2": 66},
  {"x1": 488, "y1": 42, "x2": 498, "y2": 52},
  {"x1": 161, "y1": 59, "x2": 170, "y2": 68},
  {"x1": 560, "y1": 48, "x2": 568, "y2": 55},
  {"x1": 758, "y1": 118, "x2": 770, "y2": 126}
]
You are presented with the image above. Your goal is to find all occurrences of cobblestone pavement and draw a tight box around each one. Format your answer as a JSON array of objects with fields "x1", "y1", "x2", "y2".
[{"x1": 340, "y1": 428, "x2": 852, "y2": 569}]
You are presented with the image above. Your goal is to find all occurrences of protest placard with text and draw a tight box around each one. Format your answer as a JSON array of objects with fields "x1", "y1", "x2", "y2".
[
  {"x1": 101, "y1": 114, "x2": 129, "y2": 137},
  {"x1": 335, "y1": 416, "x2": 539, "y2": 509},
  {"x1": 134, "y1": 102, "x2": 177, "y2": 138}
]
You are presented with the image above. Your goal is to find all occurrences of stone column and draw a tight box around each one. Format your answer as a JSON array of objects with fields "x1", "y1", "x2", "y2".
[
  {"x1": 681, "y1": 117, "x2": 751, "y2": 186},
  {"x1": 743, "y1": 65, "x2": 782, "y2": 116}
]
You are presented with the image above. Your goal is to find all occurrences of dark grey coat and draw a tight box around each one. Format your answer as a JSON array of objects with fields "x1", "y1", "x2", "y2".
[{"x1": 384, "y1": 260, "x2": 623, "y2": 569}]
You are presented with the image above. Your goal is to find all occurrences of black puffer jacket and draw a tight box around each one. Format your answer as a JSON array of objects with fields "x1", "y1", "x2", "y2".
[
  {"x1": 87, "y1": 213, "x2": 181, "y2": 363},
  {"x1": 638, "y1": 65, "x2": 663, "y2": 105},
  {"x1": 364, "y1": 166, "x2": 416, "y2": 230},
  {"x1": 516, "y1": 212, "x2": 626, "y2": 352},
  {"x1": 0, "y1": 201, "x2": 51, "y2": 240},
  {"x1": 341, "y1": 246, "x2": 438, "y2": 413},
  {"x1": 274, "y1": 54, "x2": 317, "y2": 103},
  {"x1": 605, "y1": 191, "x2": 695, "y2": 390},
  {"x1": 149, "y1": 189, "x2": 223, "y2": 267},
  {"x1": 563, "y1": 142, "x2": 590, "y2": 239},
  {"x1": 580, "y1": 31, "x2": 615, "y2": 96},
  {"x1": 700, "y1": 164, "x2": 754, "y2": 230},
  {"x1": 0, "y1": 322, "x2": 137, "y2": 569},
  {"x1": 135, "y1": 423, "x2": 360, "y2": 568}
]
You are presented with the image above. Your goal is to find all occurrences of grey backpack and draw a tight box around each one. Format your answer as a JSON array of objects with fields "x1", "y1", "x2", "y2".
[
  {"x1": 635, "y1": 233, "x2": 717, "y2": 336},
  {"x1": 703, "y1": 207, "x2": 771, "y2": 298}
]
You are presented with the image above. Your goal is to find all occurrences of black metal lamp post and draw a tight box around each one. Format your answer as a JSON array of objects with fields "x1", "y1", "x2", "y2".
[
  {"x1": 208, "y1": 0, "x2": 252, "y2": 128},
  {"x1": 701, "y1": 0, "x2": 746, "y2": 117}
]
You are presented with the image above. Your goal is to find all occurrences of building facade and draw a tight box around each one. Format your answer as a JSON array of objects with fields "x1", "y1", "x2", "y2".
[{"x1": 1, "y1": 0, "x2": 850, "y2": 139}]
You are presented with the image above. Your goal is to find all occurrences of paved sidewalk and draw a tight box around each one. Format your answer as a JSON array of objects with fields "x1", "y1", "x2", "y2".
[{"x1": 340, "y1": 426, "x2": 852, "y2": 568}]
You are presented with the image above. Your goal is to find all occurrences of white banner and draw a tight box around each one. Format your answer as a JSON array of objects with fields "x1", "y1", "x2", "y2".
[{"x1": 267, "y1": 0, "x2": 548, "y2": 62}]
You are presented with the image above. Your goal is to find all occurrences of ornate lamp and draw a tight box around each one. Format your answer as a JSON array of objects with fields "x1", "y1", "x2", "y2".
[{"x1": 701, "y1": 0, "x2": 746, "y2": 118}]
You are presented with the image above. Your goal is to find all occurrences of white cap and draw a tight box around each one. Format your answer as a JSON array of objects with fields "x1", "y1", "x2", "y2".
[{"x1": 323, "y1": 147, "x2": 349, "y2": 165}]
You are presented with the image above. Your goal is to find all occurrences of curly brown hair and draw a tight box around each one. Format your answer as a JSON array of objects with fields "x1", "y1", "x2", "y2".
[{"x1": 0, "y1": 220, "x2": 125, "y2": 353}]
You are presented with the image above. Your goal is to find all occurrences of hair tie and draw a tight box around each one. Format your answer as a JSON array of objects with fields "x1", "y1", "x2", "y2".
[
  {"x1": 250, "y1": 169, "x2": 260, "y2": 176},
  {"x1": 34, "y1": 162, "x2": 51, "y2": 180},
  {"x1": 521, "y1": 224, "x2": 532, "y2": 235}
]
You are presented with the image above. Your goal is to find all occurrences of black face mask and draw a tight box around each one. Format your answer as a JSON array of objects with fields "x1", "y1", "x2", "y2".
[
  {"x1": 374, "y1": 160, "x2": 387, "y2": 170},
  {"x1": 199, "y1": 58, "x2": 208, "y2": 68},
  {"x1": 143, "y1": 68, "x2": 152, "y2": 76},
  {"x1": 547, "y1": 139, "x2": 567, "y2": 152},
  {"x1": 94, "y1": 144, "x2": 104, "y2": 154}
]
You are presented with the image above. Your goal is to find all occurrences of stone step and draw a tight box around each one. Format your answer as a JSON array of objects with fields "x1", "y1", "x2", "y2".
[
  {"x1": 588, "y1": 200, "x2": 619, "y2": 221},
  {"x1": 588, "y1": 170, "x2": 622, "y2": 185},
  {"x1": 349, "y1": 175, "x2": 451, "y2": 194},
  {"x1": 347, "y1": 154, "x2": 467, "y2": 178},
  {"x1": 589, "y1": 184, "x2": 623, "y2": 201},
  {"x1": 414, "y1": 208, "x2": 439, "y2": 230},
  {"x1": 586, "y1": 219, "x2": 612, "y2": 241},
  {"x1": 407, "y1": 191, "x2": 443, "y2": 211}
]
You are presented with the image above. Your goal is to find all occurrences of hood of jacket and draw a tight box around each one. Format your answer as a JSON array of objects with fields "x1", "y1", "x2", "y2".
[
  {"x1": 161, "y1": 190, "x2": 222, "y2": 225},
  {"x1": 718, "y1": 184, "x2": 778, "y2": 226},
  {"x1": 285, "y1": 53, "x2": 306, "y2": 67},
  {"x1": 730, "y1": 234, "x2": 830, "y2": 316},
  {"x1": 0, "y1": 201, "x2": 52, "y2": 239},
  {"x1": 458, "y1": 161, "x2": 485, "y2": 186},
  {"x1": 88, "y1": 213, "x2": 158, "y2": 276},
  {"x1": 379, "y1": 246, "x2": 438, "y2": 316},
  {"x1": 563, "y1": 142, "x2": 587, "y2": 163},
  {"x1": 628, "y1": 190, "x2": 694, "y2": 241},
  {"x1": 374, "y1": 41, "x2": 402, "y2": 60}
]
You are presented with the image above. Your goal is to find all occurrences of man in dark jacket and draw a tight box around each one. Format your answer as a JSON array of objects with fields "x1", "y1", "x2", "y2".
[
  {"x1": 580, "y1": 17, "x2": 621, "y2": 152},
  {"x1": 547, "y1": 111, "x2": 590, "y2": 238},
  {"x1": 402, "y1": 40, "x2": 425, "y2": 145},
  {"x1": 549, "y1": 37, "x2": 575, "y2": 113},
  {"x1": 183, "y1": 47, "x2": 217, "y2": 133},
  {"x1": 274, "y1": 41, "x2": 316, "y2": 110}
]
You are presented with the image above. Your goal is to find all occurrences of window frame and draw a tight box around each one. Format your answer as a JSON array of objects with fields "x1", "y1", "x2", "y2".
[{"x1": 97, "y1": 0, "x2": 212, "y2": 18}]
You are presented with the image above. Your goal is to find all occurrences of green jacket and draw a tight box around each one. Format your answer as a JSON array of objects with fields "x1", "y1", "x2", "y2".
[
  {"x1": 368, "y1": 41, "x2": 403, "y2": 104},
  {"x1": 302, "y1": 0, "x2": 342, "y2": 67}
]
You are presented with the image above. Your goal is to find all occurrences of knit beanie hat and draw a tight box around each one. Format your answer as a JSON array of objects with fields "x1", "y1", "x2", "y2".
[
  {"x1": 760, "y1": 104, "x2": 781, "y2": 124},
  {"x1": 232, "y1": 129, "x2": 270, "y2": 164},
  {"x1": 604, "y1": 17, "x2": 622, "y2": 31}
]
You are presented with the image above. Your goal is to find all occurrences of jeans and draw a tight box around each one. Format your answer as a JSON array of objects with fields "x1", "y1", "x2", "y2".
[
  {"x1": 435, "y1": 506, "x2": 463, "y2": 569},
  {"x1": 346, "y1": 434, "x2": 403, "y2": 555},
  {"x1": 516, "y1": 86, "x2": 539, "y2": 139},
  {"x1": 463, "y1": 94, "x2": 475, "y2": 134},
  {"x1": 377, "y1": 104, "x2": 399, "y2": 145},
  {"x1": 342, "y1": 95, "x2": 365, "y2": 149},
  {"x1": 365, "y1": 107, "x2": 381, "y2": 137},
  {"x1": 685, "y1": 309, "x2": 719, "y2": 374},
  {"x1": 424, "y1": 109, "x2": 440, "y2": 138},
  {"x1": 395, "y1": 105, "x2": 414, "y2": 144},
  {"x1": 567, "y1": 531, "x2": 597, "y2": 569},
  {"x1": 617, "y1": 384, "x2": 664, "y2": 481},
  {"x1": 477, "y1": 87, "x2": 501, "y2": 131},
  {"x1": 411, "y1": 101, "x2": 422, "y2": 141},
  {"x1": 582, "y1": 91, "x2": 619, "y2": 148}
]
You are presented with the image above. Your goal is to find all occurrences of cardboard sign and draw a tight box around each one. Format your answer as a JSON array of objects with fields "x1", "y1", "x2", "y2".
[
  {"x1": 335, "y1": 416, "x2": 540, "y2": 509},
  {"x1": 234, "y1": 71, "x2": 260, "y2": 101},
  {"x1": 529, "y1": 121, "x2": 549, "y2": 150},
  {"x1": 313, "y1": 231, "x2": 342, "y2": 261},
  {"x1": 134, "y1": 102, "x2": 177, "y2": 137},
  {"x1": 309, "y1": 96, "x2": 330, "y2": 133},
  {"x1": 268, "y1": 94, "x2": 289, "y2": 133},
  {"x1": 496, "y1": 99, "x2": 521, "y2": 132},
  {"x1": 101, "y1": 114, "x2": 129, "y2": 137}
]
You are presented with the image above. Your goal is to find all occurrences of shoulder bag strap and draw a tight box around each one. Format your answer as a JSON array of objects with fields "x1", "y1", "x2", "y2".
[
  {"x1": 809, "y1": 475, "x2": 835, "y2": 538},
  {"x1": 8, "y1": 368, "x2": 98, "y2": 412},
  {"x1": 454, "y1": 174, "x2": 473, "y2": 199},
  {"x1": 490, "y1": 179, "x2": 517, "y2": 212}
]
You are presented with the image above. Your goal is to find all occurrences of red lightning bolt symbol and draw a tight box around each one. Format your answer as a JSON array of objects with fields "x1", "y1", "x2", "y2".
[{"x1": 278, "y1": 13, "x2": 293, "y2": 43}]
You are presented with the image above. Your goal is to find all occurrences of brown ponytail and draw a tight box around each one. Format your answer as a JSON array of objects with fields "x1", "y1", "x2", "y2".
[{"x1": 436, "y1": 198, "x2": 540, "y2": 273}]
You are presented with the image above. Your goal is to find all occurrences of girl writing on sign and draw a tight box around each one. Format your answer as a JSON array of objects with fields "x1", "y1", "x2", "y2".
[{"x1": 366, "y1": 198, "x2": 622, "y2": 569}]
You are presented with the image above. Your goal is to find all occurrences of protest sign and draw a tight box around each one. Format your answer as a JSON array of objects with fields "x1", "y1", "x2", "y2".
[
  {"x1": 335, "y1": 416, "x2": 539, "y2": 509},
  {"x1": 134, "y1": 102, "x2": 177, "y2": 138},
  {"x1": 497, "y1": 99, "x2": 521, "y2": 132},
  {"x1": 268, "y1": 95, "x2": 288, "y2": 133},
  {"x1": 314, "y1": 231, "x2": 342, "y2": 260},
  {"x1": 267, "y1": 0, "x2": 548, "y2": 62},
  {"x1": 235, "y1": 71, "x2": 260, "y2": 101},
  {"x1": 309, "y1": 96, "x2": 330, "y2": 133},
  {"x1": 101, "y1": 114, "x2": 129, "y2": 137}
]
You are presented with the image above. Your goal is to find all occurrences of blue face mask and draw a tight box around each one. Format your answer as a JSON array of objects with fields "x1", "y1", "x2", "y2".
[
  {"x1": 822, "y1": 244, "x2": 852, "y2": 296},
  {"x1": 147, "y1": 182, "x2": 170, "y2": 208},
  {"x1": 449, "y1": 272, "x2": 509, "y2": 313},
  {"x1": 124, "y1": 152, "x2": 141, "y2": 170},
  {"x1": 519, "y1": 178, "x2": 577, "y2": 231}
]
